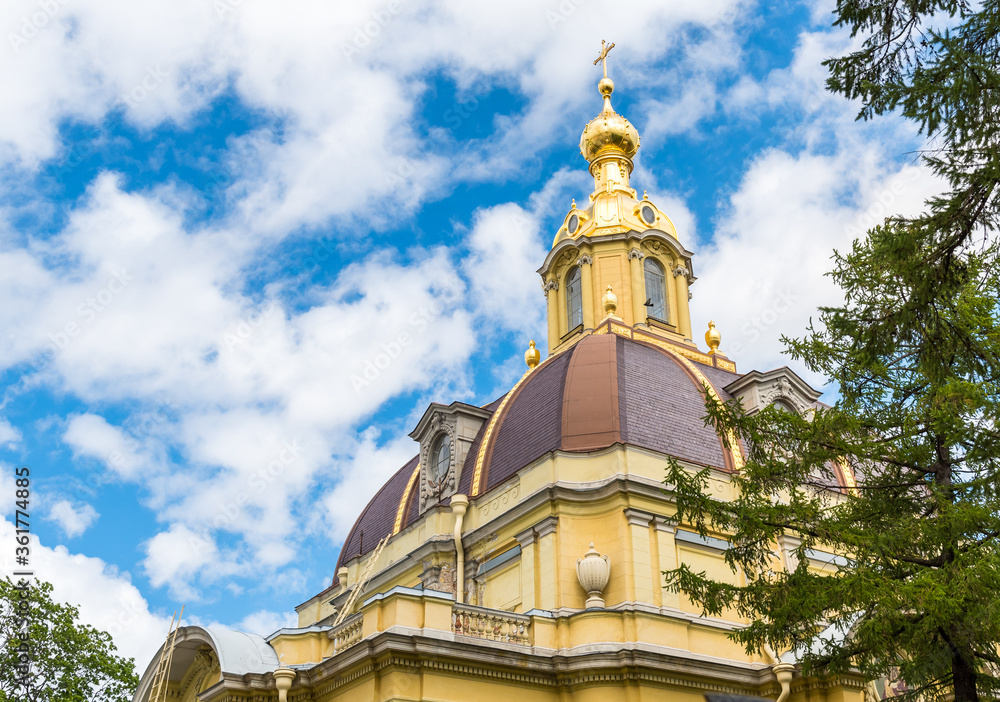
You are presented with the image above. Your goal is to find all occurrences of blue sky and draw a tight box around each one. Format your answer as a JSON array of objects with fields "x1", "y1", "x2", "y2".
[{"x1": 0, "y1": 0, "x2": 939, "y2": 667}]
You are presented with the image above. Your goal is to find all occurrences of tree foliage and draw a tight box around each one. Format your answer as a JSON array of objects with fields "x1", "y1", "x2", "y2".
[
  {"x1": 663, "y1": 2, "x2": 1000, "y2": 701},
  {"x1": 0, "y1": 578, "x2": 138, "y2": 702}
]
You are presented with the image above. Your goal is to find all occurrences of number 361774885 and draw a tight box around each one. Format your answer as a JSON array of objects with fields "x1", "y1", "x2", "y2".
[{"x1": 15, "y1": 466, "x2": 30, "y2": 539}]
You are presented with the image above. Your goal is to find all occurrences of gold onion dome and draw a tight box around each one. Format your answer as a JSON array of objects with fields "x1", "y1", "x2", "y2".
[{"x1": 579, "y1": 76, "x2": 640, "y2": 163}]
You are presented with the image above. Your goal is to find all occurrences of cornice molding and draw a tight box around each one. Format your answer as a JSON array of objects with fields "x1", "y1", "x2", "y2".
[{"x1": 197, "y1": 628, "x2": 866, "y2": 702}]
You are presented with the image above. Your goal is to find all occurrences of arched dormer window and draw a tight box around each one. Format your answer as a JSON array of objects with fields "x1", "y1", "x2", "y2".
[
  {"x1": 566, "y1": 266, "x2": 583, "y2": 330},
  {"x1": 644, "y1": 258, "x2": 668, "y2": 322}
]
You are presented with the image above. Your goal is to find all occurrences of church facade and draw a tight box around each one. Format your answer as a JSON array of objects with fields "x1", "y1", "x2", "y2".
[{"x1": 133, "y1": 50, "x2": 866, "y2": 702}]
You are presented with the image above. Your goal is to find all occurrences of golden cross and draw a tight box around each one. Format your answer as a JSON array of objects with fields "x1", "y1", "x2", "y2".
[{"x1": 593, "y1": 40, "x2": 615, "y2": 79}]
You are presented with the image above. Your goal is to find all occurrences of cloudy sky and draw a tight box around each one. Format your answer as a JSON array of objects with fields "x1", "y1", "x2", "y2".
[{"x1": 0, "y1": 0, "x2": 941, "y2": 670}]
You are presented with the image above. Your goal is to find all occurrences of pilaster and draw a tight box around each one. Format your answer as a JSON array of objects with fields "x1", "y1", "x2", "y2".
[
  {"x1": 653, "y1": 517, "x2": 679, "y2": 609},
  {"x1": 628, "y1": 248, "x2": 645, "y2": 326},
  {"x1": 673, "y1": 264, "x2": 692, "y2": 340},
  {"x1": 579, "y1": 255, "x2": 595, "y2": 330},
  {"x1": 516, "y1": 516, "x2": 559, "y2": 612},
  {"x1": 544, "y1": 279, "x2": 560, "y2": 354},
  {"x1": 514, "y1": 527, "x2": 537, "y2": 612},
  {"x1": 623, "y1": 509, "x2": 655, "y2": 604}
]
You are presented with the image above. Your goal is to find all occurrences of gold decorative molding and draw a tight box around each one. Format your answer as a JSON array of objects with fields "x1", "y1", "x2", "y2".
[
  {"x1": 716, "y1": 358, "x2": 737, "y2": 373},
  {"x1": 635, "y1": 332, "x2": 713, "y2": 366},
  {"x1": 393, "y1": 463, "x2": 421, "y2": 535},
  {"x1": 634, "y1": 334, "x2": 745, "y2": 471},
  {"x1": 836, "y1": 460, "x2": 858, "y2": 496},
  {"x1": 471, "y1": 369, "x2": 533, "y2": 496}
]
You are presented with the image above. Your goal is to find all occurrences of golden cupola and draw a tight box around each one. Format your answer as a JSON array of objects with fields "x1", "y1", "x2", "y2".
[
  {"x1": 578, "y1": 41, "x2": 641, "y2": 196},
  {"x1": 538, "y1": 41, "x2": 698, "y2": 356},
  {"x1": 579, "y1": 76, "x2": 640, "y2": 165}
]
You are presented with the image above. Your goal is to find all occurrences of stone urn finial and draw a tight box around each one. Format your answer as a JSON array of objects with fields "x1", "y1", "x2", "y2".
[{"x1": 576, "y1": 542, "x2": 611, "y2": 608}]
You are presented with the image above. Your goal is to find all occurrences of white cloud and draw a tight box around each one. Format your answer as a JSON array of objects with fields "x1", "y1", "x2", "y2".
[
  {"x1": 672, "y1": 22, "x2": 942, "y2": 392},
  {"x1": 229, "y1": 609, "x2": 298, "y2": 639},
  {"x1": 320, "y1": 428, "x2": 420, "y2": 543},
  {"x1": 462, "y1": 203, "x2": 547, "y2": 341},
  {"x1": 142, "y1": 524, "x2": 231, "y2": 601},
  {"x1": 0, "y1": 0, "x2": 748, "y2": 235},
  {"x1": 692, "y1": 145, "x2": 940, "y2": 390},
  {"x1": 47, "y1": 499, "x2": 99, "y2": 538},
  {"x1": 64, "y1": 413, "x2": 147, "y2": 479},
  {"x1": 0, "y1": 418, "x2": 21, "y2": 448}
]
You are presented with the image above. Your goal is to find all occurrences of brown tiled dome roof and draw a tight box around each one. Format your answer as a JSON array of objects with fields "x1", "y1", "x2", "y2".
[{"x1": 334, "y1": 332, "x2": 744, "y2": 578}]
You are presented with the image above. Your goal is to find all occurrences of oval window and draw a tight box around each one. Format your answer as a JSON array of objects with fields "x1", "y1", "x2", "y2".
[
  {"x1": 432, "y1": 435, "x2": 451, "y2": 481},
  {"x1": 641, "y1": 205, "x2": 655, "y2": 225},
  {"x1": 567, "y1": 214, "x2": 579, "y2": 234}
]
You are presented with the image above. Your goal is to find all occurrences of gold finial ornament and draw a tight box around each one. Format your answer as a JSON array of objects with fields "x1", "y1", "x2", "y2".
[
  {"x1": 594, "y1": 39, "x2": 616, "y2": 98},
  {"x1": 602, "y1": 285, "x2": 618, "y2": 315},
  {"x1": 525, "y1": 340, "x2": 541, "y2": 369},
  {"x1": 706, "y1": 320, "x2": 722, "y2": 355},
  {"x1": 580, "y1": 40, "x2": 639, "y2": 166}
]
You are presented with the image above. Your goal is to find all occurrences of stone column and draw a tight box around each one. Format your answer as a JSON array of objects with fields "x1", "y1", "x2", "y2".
[
  {"x1": 673, "y1": 263, "x2": 692, "y2": 340},
  {"x1": 654, "y1": 517, "x2": 680, "y2": 609},
  {"x1": 628, "y1": 248, "x2": 645, "y2": 327},
  {"x1": 579, "y1": 255, "x2": 595, "y2": 330},
  {"x1": 623, "y1": 509, "x2": 655, "y2": 604}
]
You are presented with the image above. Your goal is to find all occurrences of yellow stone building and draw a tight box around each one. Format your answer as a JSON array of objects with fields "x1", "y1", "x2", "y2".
[{"x1": 133, "y1": 49, "x2": 865, "y2": 702}]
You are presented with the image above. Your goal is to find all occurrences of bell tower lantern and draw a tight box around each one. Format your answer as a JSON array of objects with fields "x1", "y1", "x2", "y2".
[{"x1": 537, "y1": 41, "x2": 697, "y2": 354}]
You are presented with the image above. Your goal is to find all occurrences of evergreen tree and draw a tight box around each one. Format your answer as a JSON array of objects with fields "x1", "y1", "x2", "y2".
[
  {"x1": 664, "y1": 2, "x2": 1000, "y2": 701},
  {"x1": 0, "y1": 578, "x2": 138, "y2": 701}
]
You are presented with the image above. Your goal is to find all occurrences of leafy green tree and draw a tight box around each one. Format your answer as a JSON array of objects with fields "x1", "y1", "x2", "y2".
[
  {"x1": 663, "y1": 2, "x2": 1000, "y2": 701},
  {"x1": 0, "y1": 578, "x2": 138, "y2": 701}
]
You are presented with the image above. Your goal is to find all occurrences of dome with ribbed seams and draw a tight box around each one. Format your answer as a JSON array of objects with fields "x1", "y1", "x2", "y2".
[{"x1": 333, "y1": 332, "x2": 751, "y2": 578}]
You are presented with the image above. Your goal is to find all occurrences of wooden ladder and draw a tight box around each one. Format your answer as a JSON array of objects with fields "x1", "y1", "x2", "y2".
[
  {"x1": 333, "y1": 535, "x2": 389, "y2": 627},
  {"x1": 148, "y1": 605, "x2": 184, "y2": 702}
]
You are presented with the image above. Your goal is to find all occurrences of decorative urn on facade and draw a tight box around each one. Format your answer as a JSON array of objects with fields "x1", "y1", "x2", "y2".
[
  {"x1": 602, "y1": 285, "x2": 618, "y2": 316},
  {"x1": 576, "y1": 542, "x2": 611, "y2": 608}
]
